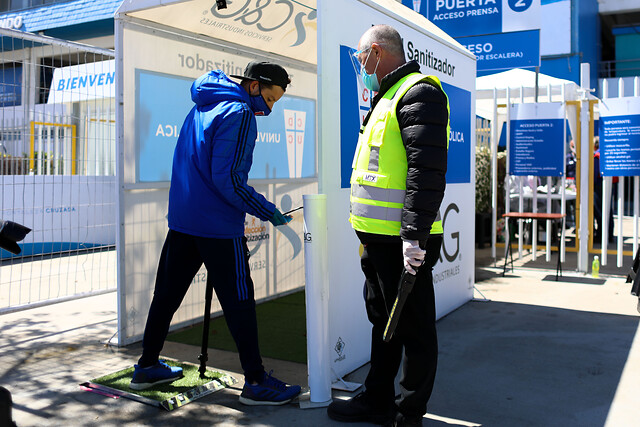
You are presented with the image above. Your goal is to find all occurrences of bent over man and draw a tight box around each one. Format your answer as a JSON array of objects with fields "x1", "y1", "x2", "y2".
[{"x1": 130, "y1": 61, "x2": 301, "y2": 406}]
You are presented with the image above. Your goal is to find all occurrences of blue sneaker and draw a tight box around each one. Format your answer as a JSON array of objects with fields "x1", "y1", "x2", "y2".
[
  {"x1": 129, "y1": 360, "x2": 183, "y2": 390},
  {"x1": 239, "y1": 371, "x2": 301, "y2": 406}
]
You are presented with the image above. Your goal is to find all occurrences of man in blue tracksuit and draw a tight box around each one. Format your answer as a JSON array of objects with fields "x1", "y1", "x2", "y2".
[{"x1": 130, "y1": 61, "x2": 301, "y2": 406}]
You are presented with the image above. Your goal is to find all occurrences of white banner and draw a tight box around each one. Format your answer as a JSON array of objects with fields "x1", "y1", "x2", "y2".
[
  {"x1": 1, "y1": 175, "x2": 116, "y2": 258},
  {"x1": 47, "y1": 60, "x2": 115, "y2": 104},
  {"x1": 127, "y1": 0, "x2": 317, "y2": 64}
]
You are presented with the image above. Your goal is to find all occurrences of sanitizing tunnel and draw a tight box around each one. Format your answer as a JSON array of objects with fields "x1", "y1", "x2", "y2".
[{"x1": 115, "y1": 0, "x2": 476, "y2": 383}]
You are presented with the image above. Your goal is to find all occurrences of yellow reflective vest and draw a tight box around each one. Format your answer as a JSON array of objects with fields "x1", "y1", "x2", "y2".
[{"x1": 349, "y1": 72, "x2": 449, "y2": 236}]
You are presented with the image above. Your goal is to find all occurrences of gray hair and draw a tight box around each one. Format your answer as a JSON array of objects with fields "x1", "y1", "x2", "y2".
[{"x1": 361, "y1": 24, "x2": 405, "y2": 59}]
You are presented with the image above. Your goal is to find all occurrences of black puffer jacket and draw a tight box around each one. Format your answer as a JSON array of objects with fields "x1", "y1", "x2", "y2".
[{"x1": 360, "y1": 60, "x2": 449, "y2": 242}]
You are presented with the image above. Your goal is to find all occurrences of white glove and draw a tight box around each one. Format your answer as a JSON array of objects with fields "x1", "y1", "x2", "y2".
[{"x1": 402, "y1": 239, "x2": 425, "y2": 275}]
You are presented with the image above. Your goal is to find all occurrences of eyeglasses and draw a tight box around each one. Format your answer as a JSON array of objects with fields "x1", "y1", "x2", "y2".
[
  {"x1": 352, "y1": 46, "x2": 372, "y2": 59},
  {"x1": 352, "y1": 43, "x2": 385, "y2": 65}
]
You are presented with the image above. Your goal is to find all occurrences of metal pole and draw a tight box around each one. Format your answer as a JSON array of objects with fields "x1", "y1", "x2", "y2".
[
  {"x1": 491, "y1": 88, "x2": 498, "y2": 259},
  {"x1": 617, "y1": 78, "x2": 625, "y2": 267},
  {"x1": 535, "y1": 66, "x2": 539, "y2": 103},
  {"x1": 577, "y1": 63, "x2": 591, "y2": 272},
  {"x1": 635, "y1": 77, "x2": 640, "y2": 258}
]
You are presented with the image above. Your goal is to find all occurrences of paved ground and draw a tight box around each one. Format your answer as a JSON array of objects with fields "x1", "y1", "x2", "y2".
[{"x1": 1, "y1": 247, "x2": 639, "y2": 426}]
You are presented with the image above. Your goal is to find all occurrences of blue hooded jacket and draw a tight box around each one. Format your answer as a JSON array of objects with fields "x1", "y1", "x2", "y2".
[{"x1": 167, "y1": 70, "x2": 275, "y2": 238}]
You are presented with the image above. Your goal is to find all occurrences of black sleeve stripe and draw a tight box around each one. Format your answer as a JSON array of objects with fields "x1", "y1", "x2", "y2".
[
  {"x1": 230, "y1": 108, "x2": 271, "y2": 219},
  {"x1": 231, "y1": 108, "x2": 267, "y2": 216},
  {"x1": 232, "y1": 108, "x2": 250, "y2": 172}
]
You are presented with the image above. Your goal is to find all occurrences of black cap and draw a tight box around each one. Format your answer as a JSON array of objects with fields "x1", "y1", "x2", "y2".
[{"x1": 230, "y1": 61, "x2": 290, "y2": 91}]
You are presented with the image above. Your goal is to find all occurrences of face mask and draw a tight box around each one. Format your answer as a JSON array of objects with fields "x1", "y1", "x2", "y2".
[
  {"x1": 360, "y1": 49, "x2": 381, "y2": 92},
  {"x1": 249, "y1": 84, "x2": 271, "y2": 116}
]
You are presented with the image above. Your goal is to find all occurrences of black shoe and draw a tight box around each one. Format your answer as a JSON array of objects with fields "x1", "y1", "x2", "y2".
[
  {"x1": 384, "y1": 414, "x2": 424, "y2": 426},
  {"x1": 327, "y1": 392, "x2": 393, "y2": 424}
]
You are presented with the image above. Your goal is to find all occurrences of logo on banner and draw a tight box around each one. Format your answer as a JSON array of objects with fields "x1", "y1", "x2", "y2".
[
  {"x1": 434, "y1": 202, "x2": 463, "y2": 284},
  {"x1": 284, "y1": 109, "x2": 306, "y2": 178},
  {"x1": 412, "y1": 0, "x2": 422, "y2": 12},
  {"x1": 277, "y1": 194, "x2": 303, "y2": 259},
  {"x1": 206, "y1": 0, "x2": 317, "y2": 47},
  {"x1": 440, "y1": 203, "x2": 460, "y2": 263},
  {"x1": 334, "y1": 337, "x2": 346, "y2": 362},
  {"x1": 508, "y1": 0, "x2": 533, "y2": 12},
  {"x1": 245, "y1": 217, "x2": 270, "y2": 243}
]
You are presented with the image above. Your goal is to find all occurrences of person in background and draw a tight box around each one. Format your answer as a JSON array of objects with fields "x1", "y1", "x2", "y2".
[
  {"x1": 565, "y1": 139, "x2": 577, "y2": 227},
  {"x1": 566, "y1": 139, "x2": 577, "y2": 180},
  {"x1": 593, "y1": 136, "x2": 615, "y2": 241},
  {"x1": 327, "y1": 24, "x2": 449, "y2": 427},
  {"x1": 130, "y1": 61, "x2": 301, "y2": 406}
]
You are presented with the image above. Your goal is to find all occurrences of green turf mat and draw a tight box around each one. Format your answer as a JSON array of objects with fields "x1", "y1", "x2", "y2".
[
  {"x1": 86, "y1": 359, "x2": 236, "y2": 410},
  {"x1": 167, "y1": 290, "x2": 307, "y2": 364}
]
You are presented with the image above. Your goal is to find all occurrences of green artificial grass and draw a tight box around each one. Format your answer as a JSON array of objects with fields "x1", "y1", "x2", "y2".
[
  {"x1": 91, "y1": 360, "x2": 224, "y2": 402},
  {"x1": 167, "y1": 290, "x2": 307, "y2": 364}
]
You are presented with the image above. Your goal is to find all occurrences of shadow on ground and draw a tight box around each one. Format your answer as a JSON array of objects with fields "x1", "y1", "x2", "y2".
[{"x1": 430, "y1": 300, "x2": 638, "y2": 427}]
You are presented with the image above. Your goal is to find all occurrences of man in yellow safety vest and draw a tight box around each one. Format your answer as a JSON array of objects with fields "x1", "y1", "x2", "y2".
[{"x1": 327, "y1": 24, "x2": 449, "y2": 427}]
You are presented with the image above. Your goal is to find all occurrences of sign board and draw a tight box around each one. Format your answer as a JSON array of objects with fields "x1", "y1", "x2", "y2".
[
  {"x1": 47, "y1": 60, "x2": 115, "y2": 104},
  {"x1": 456, "y1": 29, "x2": 540, "y2": 71},
  {"x1": 128, "y1": 0, "x2": 317, "y2": 65},
  {"x1": 135, "y1": 69, "x2": 316, "y2": 183},
  {"x1": 403, "y1": 0, "x2": 540, "y2": 38},
  {"x1": 403, "y1": 0, "x2": 540, "y2": 72},
  {"x1": 598, "y1": 97, "x2": 640, "y2": 177},
  {"x1": 136, "y1": 70, "x2": 193, "y2": 182},
  {"x1": 508, "y1": 102, "x2": 565, "y2": 176}
]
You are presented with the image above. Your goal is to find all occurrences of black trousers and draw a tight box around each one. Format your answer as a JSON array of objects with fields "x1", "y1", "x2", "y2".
[
  {"x1": 138, "y1": 229, "x2": 264, "y2": 383},
  {"x1": 359, "y1": 234, "x2": 442, "y2": 419}
]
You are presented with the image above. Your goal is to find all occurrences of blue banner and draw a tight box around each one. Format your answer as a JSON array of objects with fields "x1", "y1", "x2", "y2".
[
  {"x1": 599, "y1": 114, "x2": 640, "y2": 177},
  {"x1": 402, "y1": 0, "x2": 538, "y2": 38},
  {"x1": 442, "y1": 82, "x2": 471, "y2": 184},
  {"x1": 136, "y1": 70, "x2": 193, "y2": 182},
  {"x1": 509, "y1": 118, "x2": 564, "y2": 176},
  {"x1": 339, "y1": 45, "x2": 363, "y2": 189},
  {"x1": 456, "y1": 30, "x2": 540, "y2": 71},
  {"x1": 414, "y1": 0, "x2": 502, "y2": 37},
  {"x1": 136, "y1": 69, "x2": 316, "y2": 182},
  {"x1": 339, "y1": 45, "x2": 471, "y2": 188}
]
